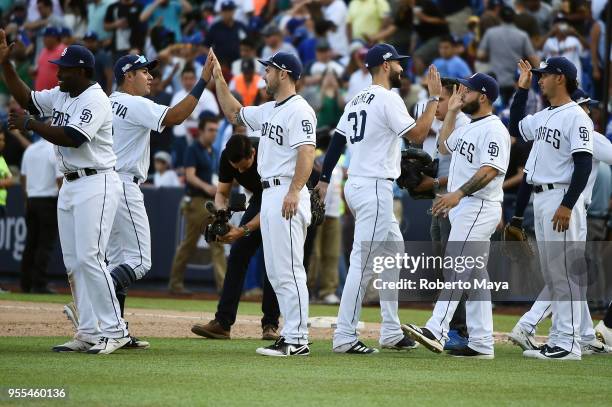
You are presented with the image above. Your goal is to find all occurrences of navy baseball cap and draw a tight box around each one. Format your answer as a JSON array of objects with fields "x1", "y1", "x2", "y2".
[
  {"x1": 83, "y1": 31, "x2": 98, "y2": 41},
  {"x1": 457, "y1": 72, "x2": 499, "y2": 101},
  {"x1": 258, "y1": 52, "x2": 302, "y2": 81},
  {"x1": 531, "y1": 57, "x2": 577, "y2": 82},
  {"x1": 365, "y1": 43, "x2": 410, "y2": 68},
  {"x1": 114, "y1": 54, "x2": 159, "y2": 83},
  {"x1": 49, "y1": 44, "x2": 94, "y2": 68},
  {"x1": 42, "y1": 26, "x2": 61, "y2": 37},
  {"x1": 220, "y1": 0, "x2": 236, "y2": 10},
  {"x1": 571, "y1": 88, "x2": 599, "y2": 106}
]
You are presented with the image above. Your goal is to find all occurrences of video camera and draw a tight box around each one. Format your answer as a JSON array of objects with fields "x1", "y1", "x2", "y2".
[{"x1": 204, "y1": 193, "x2": 247, "y2": 242}]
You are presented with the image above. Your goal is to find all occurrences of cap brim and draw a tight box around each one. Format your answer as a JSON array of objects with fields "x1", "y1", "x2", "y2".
[
  {"x1": 456, "y1": 78, "x2": 477, "y2": 91},
  {"x1": 390, "y1": 55, "x2": 411, "y2": 61},
  {"x1": 49, "y1": 59, "x2": 75, "y2": 67},
  {"x1": 127, "y1": 59, "x2": 159, "y2": 73},
  {"x1": 530, "y1": 67, "x2": 554, "y2": 76},
  {"x1": 257, "y1": 59, "x2": 271, "y2": 67}
]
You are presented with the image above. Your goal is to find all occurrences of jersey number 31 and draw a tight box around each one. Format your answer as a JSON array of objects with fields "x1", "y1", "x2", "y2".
[{"x1": 348, "y1": 110, "x2": 367, "y2": 144}]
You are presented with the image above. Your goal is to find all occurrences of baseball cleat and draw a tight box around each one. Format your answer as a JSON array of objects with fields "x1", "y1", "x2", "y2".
[
  {"x1": 523, "y1": 344, "x2": 549, "y2": 359},
  {"x1": 595, "y1": 320, "x2": 612, "y2": 345},
  {"x1": 52, "y1": 338, "x2": 94, "y2": 353},
  {"x1": 381, "y1": 334, "x2": 418, "y2": 351},
  {"x1": 191, "y1": 320, "x2": 231, "y2": 339},
  {"x1": 508, "y1": 324, "x2": 541, "y2": 351},
  {"x1": 447, "y1": 346, "x2": 494, "y2": 359},
  {"x1": 86, "y1": 336, "x2": 130, "y2": 355},
  {"x1": 401, "y1": 324, "x2": 444, "y2": 353},
  {"x1": 123, "y1": 336, "x2": 150, "y2": 349},
  {"x1": 444, "y1": 329, "x2": 469, "y2": 351},
  {"x1": 63, "y1": 302, "x2": 79, "y2": 330},
  {"x1": 532, "y1": 345, "x2": 581, "y2": 361},
  {"x1": 581, "y1": 339, "x2": 612, "y2": 355},
  {"x1": 256, "y1": 337, "x2": 310, "y2": 357},
  {"x1": 262, "y1": 325, "x2": 280, "y2": 341},
  {"x1": 334, "y1": 340, "x2": 379, "y2": 354}
]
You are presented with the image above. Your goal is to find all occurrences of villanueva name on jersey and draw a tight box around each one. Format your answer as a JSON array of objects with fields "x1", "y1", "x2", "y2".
[
  {"x1": 350, "y1": 91, "x2": 376, "y2": 106},
  {"x1": 534, "y1": 125, "x2": 561, "y2": 149},
  {"x1": 111, "y1": 101, "x2": 128, "y2": 119}
]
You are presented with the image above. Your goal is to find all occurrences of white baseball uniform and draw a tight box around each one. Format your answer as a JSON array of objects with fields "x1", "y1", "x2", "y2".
[
  {"x1": 31, "y1": 84, "x2": 127, "y2": 342},
  {"x1": 240, "y1": 94, "x2": 316, "y2": 345},
  {"x1": 517, "y1": 131, "x2": 612, "y2": 344},
  {"x1": 518, "y1": 101, "x2": 593, "y2": 355},
  {"x1": 332, "y1": 85, "x2": 415, "y2": 349},
  {"x1": 424, "y1": 114, "x2": 510, "y2": 355}
]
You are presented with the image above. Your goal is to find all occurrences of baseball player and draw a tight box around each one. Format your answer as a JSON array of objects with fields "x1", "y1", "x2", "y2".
[
  {"x1": 211, "y1": 49, "x2": 315, "y2": 357},
  {"x1": 1, "y1": 37, "x2": 128, "y2": 354},
  {"x1": 403, "y1": 73, "x2": 510, "y2": 359},
  {"x1": 317, "y1": 44, "x2": 444, "y2": 354},
  {"x1": 505, "y1": 57, "x2": 593, "y2": 360},
  {"x1": 508, "y1": 88, "x2": 612, "y2": 355},
  {"x1": 61, "y1": 53, "x2": 215, "y2": 348}
]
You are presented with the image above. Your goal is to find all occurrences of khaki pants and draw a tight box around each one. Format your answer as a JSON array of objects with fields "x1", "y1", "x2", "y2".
[
  {"x1": 308, "y1": 216, "x2": 341, "y2": 298},
  {"x1": 168, "y1": 196, "x2": 227, "y2": 292}
]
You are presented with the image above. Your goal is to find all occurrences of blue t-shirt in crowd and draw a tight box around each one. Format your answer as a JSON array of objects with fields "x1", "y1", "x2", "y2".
[
  {"x1": 184, "y1": 141, "x2": 216, "y2": 197},
  {"x1": 432, "y1": 56, "x2": 472, "y2": 79},
  {"x1": 150, "y1": 0, "x2": 183, "y2": 41}
]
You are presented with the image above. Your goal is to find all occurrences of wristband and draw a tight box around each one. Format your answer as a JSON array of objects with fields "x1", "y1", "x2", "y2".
[
  {"x1": 241, "y1": 225, "x2": 251, "y2": 237},
  {"x1": 428, "y1": 96, "x2": 440, "y2": 103},
  {"x1": 190, "y1": 78, "x2": 207, "y2": 99}
]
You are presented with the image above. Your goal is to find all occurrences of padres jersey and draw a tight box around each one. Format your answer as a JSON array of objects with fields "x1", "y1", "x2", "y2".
[
  {"x1": 31, "y1": 84, "x2": 115, "y2": 173},
  {"x1": 240, "y1": 95, "x2": 316, "y2": 179},
  {"x1": 519, "y1": 101, "x2": 593, "y2": 185},
  {"x1": 445, "y1": 115, "x2": 510, "y2": 202},
  {"x1": 109, "y1": 91, "x2": 169, "y2": 181},
  {"x1": 336, "y1": 85, "x2": 416, "y2": 179},
  {"x1": 584, "y1": 131, "x2": 612, "y2": 204}
]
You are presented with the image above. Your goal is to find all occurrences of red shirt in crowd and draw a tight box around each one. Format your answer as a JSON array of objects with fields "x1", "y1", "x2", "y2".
[{"x1": 35, "y1": 43, "x2": 67, "y2": 91}]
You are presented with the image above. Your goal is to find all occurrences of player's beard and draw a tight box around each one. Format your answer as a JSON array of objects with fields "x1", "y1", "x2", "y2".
[
  {"x1": 461, "y1": 99, "x2": 480, "y2": 115},
  {"x1": 389, "y1": 70, "x2": 402, "y2": 89}
]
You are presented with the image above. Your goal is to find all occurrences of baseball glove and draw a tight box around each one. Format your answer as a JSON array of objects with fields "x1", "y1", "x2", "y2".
[
  {"x1": 396, "y1": 148, "x2": 439, "y2": 199},
  {"x1": 502, "y1": 217, "x2": 534, "y2": 259},
  {"x1": 310, "y1": 188, "x2": 326, "y2": 226}
]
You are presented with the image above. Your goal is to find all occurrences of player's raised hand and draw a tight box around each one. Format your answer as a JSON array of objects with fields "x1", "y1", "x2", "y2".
[
  {"x1": 551, "y1": 205, "x2": 571, "y2": 233},
  {"x1": 202, "y1": 49, "x2": 215, "y2": 82},
  {"x1": 447, "y1": 85, "x2": 465, "y2": 113},
  {"x1": 426, "y1": 65, "x2": 442, "y2": 98},
  {"x1": 0, "y1": 29, "x2": 15, "y2": 65},
  {"x1": 517, "y1": 59, "x2": 533, "y2": 90},
  {"x1": 209, "y1": 49, "x2": 223, "y2": 81}
]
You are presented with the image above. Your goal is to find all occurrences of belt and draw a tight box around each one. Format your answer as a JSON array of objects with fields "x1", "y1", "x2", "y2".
[
  {"x1": 118, "y1": 173, "x2": 140, "y2": 184},
  {"x1": 64, "y1": 168, "x2": 100, "y2": 182},
  {"x1": 533, "y1": 183, "x2": 568, "y2": 193},
  {"x1": 261, "y1": 178, "x2": 282, "y2": 189}
]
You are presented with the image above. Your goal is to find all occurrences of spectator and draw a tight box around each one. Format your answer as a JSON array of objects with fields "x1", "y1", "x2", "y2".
[
  {"x1": 104, "y1": 0, "x2": 146, "y2": 59},
  {"x1": 169, "y1": 65, "x2": 219, "y2": 170},
  {"x1": 437, "y1": 0, "x2": 472, "y2": 37},
  {"x1": 153, "y1": 151, "x2": 181, "y2": 187},
  {"x1": 24, "y1": 0, "x2": 64, "y2": 62},
  {"x1": 316, "y1": 70, "x2": 344, "y2": 129},
  {"x1": 432, "y1": 35, "x2": 472, "y2": 78},
  {"x1": 518, "y1": 0, "x2": 553, "y2": 36},
  {"x1": 26, "y1": 0, "x2": 63, "y2": 22},
  {"x1": 229, "y1": 59, "x2": 263, "y2": 106},
  {"x1": 346, "y1": 0, "x2": 390, "y2": 43},
  {"x1": 366, "y1": 0, "x2": 413, "y2": 54},
  {"x1": 306, "y1": 39, "x2": 344, "y2": 80},
  {"x1": 0, "y1": 38, "x2": 33, "y2": 104},
  {"x1": 231, "y1": 38, "x2": 257, "y2": 76},
  {"x1": 82, "y1": 31, "x2": 113, "y2": 95},
  {"x1": 87, "y1": 0, "x2": 113, "y2": 43},
  {"x1": 344, "y1": 45, "x2": 371, "y2": 102},
  {"x1": 204, "y1": 0, "x2": 248, "y2": 68},
  {"x1": 320, "y1": 0, "x2": 349, "y2": 58},
  {"x1": 34, "y1": 27, "x2": 66, "y2": 91},
  {"x1": 413, "y1": 0, "x2": 450, "y2": 74},
  {"x1": 477, "y1": 7, "x2": 539, "y2": 105},
  {"x1": 213, "y1": 0, "x2": 253, "y2": 25},
  {"x1": 542, "y1": 22, "x2": 584, "y2": 85},
  {"x1": 260, "y1": 24, "x2": 298, "y2": 61},
  {"x1": 168, "y1": 117, "x2": 227, "y2": 294},
  {"x1": 140, "y1": 0, "x2": 192, "y2": 43},
  {"x1": 19, "y1": 136, "x2": 62, "y2": 294},
  {"x1": 0, "y1": 129, "x2": 14, "y2": 219},
  {"x1": 590, "y1": 2, "x2": 609, "y2": 101},
  {"x1": 62, "y1": 0, "x2": 88, "y2": 39}
]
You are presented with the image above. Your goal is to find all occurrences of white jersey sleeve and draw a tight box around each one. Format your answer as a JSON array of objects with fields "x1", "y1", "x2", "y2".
[
  {"x1": 131, "y1": 97, "x2": 169, "y2": 133},
  {"x1": 240, "y1": 105, "x2": 263, "y2": 132},
  {"x1": 31, "y1": 87, "x2": 62, "y2": 117},
  {"x1": 287, "y1": 107, "x2": 316, "y2": 149},
  {"x1": 385, "y1": 92, "x2": 416, "y2": 137},
  {"x1": 334, "y1": 109, "x2": 350, "y2": 140},
  {"x1": 518, "y1": 114, "x2": 536, "y2": 141},
  {"x1": 480, "y1": 129, "x2": 510, "y2": 174},
  {"x1": 593, "y1": 132, "x2": 612, "y2": 164},
  {"x1": 568, "y1": 112, "x2": 594, "y2": 154}
]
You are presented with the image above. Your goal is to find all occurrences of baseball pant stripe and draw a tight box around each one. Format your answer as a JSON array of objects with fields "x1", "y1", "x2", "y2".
[
  {"x1": 289, "y1": 216, "x2": 304, "y2": 334},
  {"x1": 351, "y1": 179, "x2": 379, "y2": 328},
  {"x1": 563, "y1": 229, "x2": 576, "y2": 353},
  {"x1": 123, "y1": 183, "x2": 143, "y2": 269},
  {"x1": 438, "y1": 200, "x2": 484, "y2": 334},
  {"x1": 96, "y1": 175, "x2": 123, "y2": 332}
]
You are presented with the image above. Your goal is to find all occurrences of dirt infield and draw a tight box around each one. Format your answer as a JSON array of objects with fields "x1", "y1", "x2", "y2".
[{"x1": 0, "y1": 300, "x2": 526, "y2": 344}]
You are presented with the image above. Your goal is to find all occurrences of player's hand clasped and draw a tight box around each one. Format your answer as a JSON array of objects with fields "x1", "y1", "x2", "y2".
[
  {"x1": 218, "y1": 224, "x2": 245, "y2": 244},
  {"x1": 432, "y1": 190, "x2": 463, "y2": 217},
  {"x1": 282, "y1": 190, "x2": 300, "y2": 219},
  {"x1": 551, "y1": 205, "x2": 572, "y2": 232},
  {"x1": 8, "y1": 110, "x2": 31, "y2": 132}
]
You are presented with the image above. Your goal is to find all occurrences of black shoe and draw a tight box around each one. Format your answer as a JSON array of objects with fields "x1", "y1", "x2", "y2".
[
  {"x1": 335, "y1": 340, "x2": 379, "y2": 354},
  {"x1": 401, "y1": 324, "x2": 444, "y2": 353},
  {"x1": 447, "y1": 346, "x2": 494, "y2": 359},
  {"x1": 255, "y1": 337, "x2": 310, "y2": 357},
  {"x1": 382, "y1": 334, "x2": 418, "y2": 351}
]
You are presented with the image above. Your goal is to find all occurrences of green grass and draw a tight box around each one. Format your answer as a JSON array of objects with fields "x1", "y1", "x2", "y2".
[
  {"x1": 0, "y1": 292, "x2": 540, "y2": 333},
  {"x1": 0, "y1": 338, "x2": 611, "y2": 407}
]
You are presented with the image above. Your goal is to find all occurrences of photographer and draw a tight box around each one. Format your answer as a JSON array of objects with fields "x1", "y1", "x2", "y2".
[{"x1": 191, "y1": 135, "x2": 280, "y2": 340}]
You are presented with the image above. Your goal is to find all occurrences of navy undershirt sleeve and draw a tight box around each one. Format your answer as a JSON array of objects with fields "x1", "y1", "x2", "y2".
[
  {"x1": 514, "y1": 173, "x2": 533, "y2": 218},
  {"x1": 508, "y1": 88, "x2": 529, "y2": 139},
  {"x1": 561, "y1": 152, "x2": 592, "y2": 209},
  {"x1": 319, "y1": 131, "x2": 347, "y2": 183},
  {"x1": 63, "y1": 126, "x2": 88, "y2": 147}
]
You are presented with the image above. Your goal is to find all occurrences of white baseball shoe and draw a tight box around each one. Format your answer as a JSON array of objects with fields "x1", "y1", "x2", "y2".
[
  {"x1": 508, "y1": 324, "x2": 541, "y2": 351},
  {"x1": 595, "y1": 320, "x2": 612, "y2": 345},
  {"x1": 401, "y1": 324, "x2": 444, "y2": 353},
  {"x1": 256, "y1": 337, "x2": 310, "y2": 357},
  {"x1": 86, "y1": 336, "x2": 130, "y2": 355},
  {"x1": 63, "y1": 302, "x2": 79, "y2": 330},
  {"x1": 525, "y1": 345, "x2": 581, "y2": 360},
  {"x1": 581, "y1": 339, "x2": 612, "y2": 355},
  {"x1": 52, "y1": 338, "x2": 94, "y2": 353}
]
